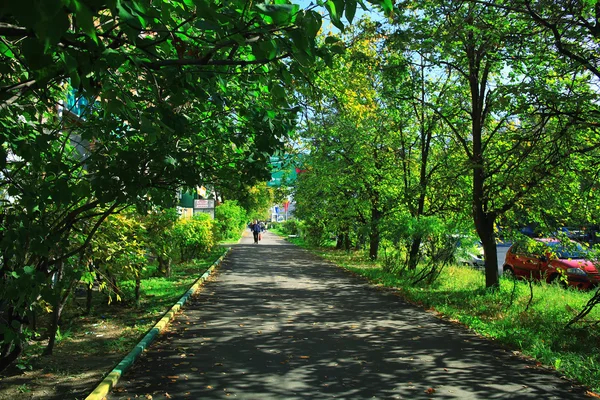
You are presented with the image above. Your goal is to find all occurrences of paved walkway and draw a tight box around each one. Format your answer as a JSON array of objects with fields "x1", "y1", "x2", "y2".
[{"x1": 108, "y1": 231, "x2": 587, "y2": 399}]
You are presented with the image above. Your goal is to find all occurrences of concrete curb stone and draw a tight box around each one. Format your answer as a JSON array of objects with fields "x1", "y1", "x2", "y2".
[{"x1": 85, "y1": 247, "x2": 230, "y2": 400}]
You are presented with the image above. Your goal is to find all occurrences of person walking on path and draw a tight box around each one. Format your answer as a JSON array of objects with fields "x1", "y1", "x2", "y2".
[{"x1": 251, "y1": 219, "x2": 261, "y2": 243}]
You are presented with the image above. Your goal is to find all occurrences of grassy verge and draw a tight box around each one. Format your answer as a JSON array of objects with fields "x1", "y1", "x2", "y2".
[
  {"x1": 281, "y1": 234, "x2": 600, "y2": 393},
  {"x1": 0, "y1": 247, "x2": 227, "y2": 400},
  {"x1": 64, "y1": 247, "x2": 228, "y2": 359}
]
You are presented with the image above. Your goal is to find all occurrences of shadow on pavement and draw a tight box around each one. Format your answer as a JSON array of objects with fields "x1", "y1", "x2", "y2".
[{"x1": 107, "y1": 233, "x2": 588, "y2": 400}]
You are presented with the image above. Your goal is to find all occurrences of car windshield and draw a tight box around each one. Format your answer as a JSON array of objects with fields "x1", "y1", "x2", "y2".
[{"x1": 546, "y1": 242, "x2": 587, "y2": 259}]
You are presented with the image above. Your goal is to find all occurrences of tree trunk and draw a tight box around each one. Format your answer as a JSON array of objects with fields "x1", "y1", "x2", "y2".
[
  {"x1": 344, "y1": 231, "x2": 351, "y2": 252},
  {"x1": 135, "y1": 276, "x2": 141, "y2": 304},
  {"x1": 43, "y1": 261, "x2": 75, "y2": 356},
  {"x1": 466, "y1": 25, "x2": 498, "y2": 288},
  {"x1": 158, "y1": 256, "x2": 171, "y2": 277},
  {"x1": 86, "y1": 286, "x2": 93, "y2": 315},
  {"x1": 336, "y1": 231, "x2": 344, "y2": 249},
  {"x1": 0, "y1": 308, "x2": 24, "y2": 373},
  {"x1": 408, "y1": 236, "x2": 422, "y2": 270},
  {"x1": 43, "y1": 302, "x2": 62, "y2": 356},
  {"x1": 0, "y1": 340, "x2": 22, "y2": 373},
  {"x1": 369, "y1": 208, "x2": 382, "y2": 260}
]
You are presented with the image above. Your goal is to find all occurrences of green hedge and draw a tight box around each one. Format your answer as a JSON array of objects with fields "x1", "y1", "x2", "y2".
[
  {"x1": 172, "y1": 213, "x2": 215, "y2": 261},
  {"x1": 214, "y1": 200, "x2": 247, "y2": 241}
]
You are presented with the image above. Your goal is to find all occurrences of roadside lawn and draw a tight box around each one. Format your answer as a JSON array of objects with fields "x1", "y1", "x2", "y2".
[
  {"x1": 281, "y1": 234, "x2": 600, "y2": 394},
  {"x1": 0, "y1": 247, "x2": 227, "y2": 400}
]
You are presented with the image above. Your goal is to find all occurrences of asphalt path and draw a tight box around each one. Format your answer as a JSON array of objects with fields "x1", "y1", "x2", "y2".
[{"x1": 107, "y1": 232, "x2": 586, "y2": 399}]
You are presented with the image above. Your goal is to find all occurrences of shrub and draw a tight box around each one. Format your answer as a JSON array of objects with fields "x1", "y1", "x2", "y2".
[
  {"x1": 143, "y1": 208, "x2": 179, "y2": 277},
  {"x1": 281, "y1": 219, "x2": 300, "y2": 235},
  {"x1": 214, "y1": 200, "x2": 247, "y2": 241},
  {"x1": 172, "y1": 213, "x2": 215, "y2": 262}
]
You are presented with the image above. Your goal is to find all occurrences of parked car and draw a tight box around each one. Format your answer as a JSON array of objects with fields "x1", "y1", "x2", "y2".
[
  {"x1": 503, "y1": 238, "x2": 600, "y2": 289},
  {"x1": 455, "y1": 239, "x2": 485, "y2": 269}
]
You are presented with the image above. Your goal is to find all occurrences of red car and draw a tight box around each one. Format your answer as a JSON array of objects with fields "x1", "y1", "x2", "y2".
[{"x1": 503, "y1": 238, "x2": 600, "y2": 289}]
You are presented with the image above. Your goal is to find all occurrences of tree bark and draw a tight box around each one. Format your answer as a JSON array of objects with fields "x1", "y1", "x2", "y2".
[
  {"x1": 43, "y1": 260, "x2": 77, "y2": 356},
  {"x1": 408, "y1": 236, "x2": 422, "y2": 270},
  {"x1": 158, "y1": 256, "x2": 171, "y2": 277},
  {"x1": 369, "y1": 207, "x2": 382, "y2": 260},
  {"x1": 86, "y1": 285, "x2": 93, "y2": 315},
  {"x1": 135, "y1": 276, "x2": 141, "y2": 304},
  {"x1": 0, "y1": 308, "x2": 24, "y2": 373}
]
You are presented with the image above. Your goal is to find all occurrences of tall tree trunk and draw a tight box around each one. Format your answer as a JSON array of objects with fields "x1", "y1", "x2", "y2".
[
  {"x1": 86, "y1": 285, "x2": 93, "y2": 315},
  {"x1": 408, "y1": 55, "x2": 433, "y2": 271},
  {"x1": 0, "y1": 308, "x2": 24, "y2": 373},
  {"x1": 86, "y1": 263, "x2": 94, "y2": 315},
  {"x1": 408, "y1": 236, "x2": 422, "y2": 270},
  {"x1": 135, "y1": 276, "x2": 141, "y2": 304},
  {"x1": 336, "y1": 231, "x2": 344, "y2": 249},
  {"x1": 466, "y1": 21, "x2": 498, "y2": 289},
  {"x1": 369, "y1": 207, "x2": 382, "y2": 260},
  {"x1": 158, "y1": 256, "x2": 171, "y2": 277},
  {"x1": 43, "y1": 261, "x2": 75, "y2": 356}
]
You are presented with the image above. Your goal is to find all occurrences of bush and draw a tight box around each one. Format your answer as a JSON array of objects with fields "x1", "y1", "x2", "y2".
[
  {"x1": 172, "y1": 213, "x2": 215, "y2": 262},
  {"x1": 143, "y1": 208, "x2": 179, "y2": 276},
  {"x1": 214, "y1": 200, "x2": 247, "y2": 241},
  {"x1": 280, "y1": 219, "x2": 300, "y2": 235}
]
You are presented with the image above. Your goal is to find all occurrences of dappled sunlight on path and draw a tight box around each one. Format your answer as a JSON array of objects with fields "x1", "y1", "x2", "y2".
[{"x1": 108, "y1": 231, "x2": 586, "y2": 399}]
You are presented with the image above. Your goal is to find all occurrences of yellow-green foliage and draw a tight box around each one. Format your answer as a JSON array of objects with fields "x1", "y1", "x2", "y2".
[
  {"x1": 214, "y1": 200, "x2": 247, "y2": 241},
  {"x1": 172, "y1": 213, "x2": 215, "y2": 262}
]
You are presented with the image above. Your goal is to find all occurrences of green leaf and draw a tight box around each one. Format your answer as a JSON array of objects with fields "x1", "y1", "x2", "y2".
[
  {"x1": 325, "y1": 0, "x2": 344, "y2": 31},
  {"x1": 325, "y1": 36, "x2": 341, "y2": 44},
  {"x1": 23, "y1": 266, "x2": 35, "y2": 275},
  {"x1": 330, "y1": 44, "x2": 345, "y2": 54},
  {"x1": 345, "y1": 0, "x2": 357, "y2": 24},
  {"x1": 256, "y1": 4, "x2": 300, "y2": 25},
  {"x1": 381, "y1": 0, "x2": 394, "y2": 16},
  {"x1": 38, "y1": 9, "x2": 70, "y2": 50},
  {"x1": 302, "y1": 10, "x2": 322, "y2": 39},
  {"x1": 74, "y1": 1, "x2": 98, "y2": 44},
  {"x1": 271, "y1": 83, "x2": 286, "y2": 101},
  {"x1": 21, "y1": 38, "x2": 54, "y2": 70},
  {"x1": 0, "y1": 42, "x2": 14, "y2": 58}
]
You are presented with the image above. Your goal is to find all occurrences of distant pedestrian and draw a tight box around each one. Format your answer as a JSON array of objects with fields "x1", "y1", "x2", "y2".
[{"x1": 251, "y1": 220, "x2": 261, "y2": 244}]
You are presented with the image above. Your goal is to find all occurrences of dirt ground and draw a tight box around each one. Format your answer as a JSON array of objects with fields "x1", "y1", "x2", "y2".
[{"x1": 0, "y1": 316, "x2": 129, "y2": 400}]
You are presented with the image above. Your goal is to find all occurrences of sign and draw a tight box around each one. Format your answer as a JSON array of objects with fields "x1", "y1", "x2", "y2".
[{"x1": 194, "y1": 199, "x2": 214, "y2": 209}]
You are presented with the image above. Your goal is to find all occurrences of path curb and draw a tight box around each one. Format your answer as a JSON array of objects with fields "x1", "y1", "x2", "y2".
[{"x1": 85, "y1": 249, "x2": 230, "y2": 400}]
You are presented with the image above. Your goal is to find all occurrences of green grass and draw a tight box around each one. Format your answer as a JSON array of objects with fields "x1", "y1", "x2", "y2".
[
  {"x1": 18, "y1": 247, "x2": 228, "y2": 372},
  {"x1": 279, "y1": 234, "x2": 600, "y2": 393}
]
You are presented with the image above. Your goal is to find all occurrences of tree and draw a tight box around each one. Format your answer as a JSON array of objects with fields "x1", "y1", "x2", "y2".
[
  {"x1": 143, "y1": 208, "x2": 179, "y2": 277},
  {"x1": 0, "y1": 0, "x2": 392, "y2": 372},
  {"x1": 381, "y1": 36, "x2": 469, "y2": 269},
  {"x1": 394, "y1": 0, "x2": 600, "y2": 288}
]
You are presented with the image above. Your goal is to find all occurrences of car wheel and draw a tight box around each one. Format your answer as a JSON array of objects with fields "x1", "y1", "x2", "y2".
[{"x1": 503, "y1": 267, "x2": 516, "y2": 279}]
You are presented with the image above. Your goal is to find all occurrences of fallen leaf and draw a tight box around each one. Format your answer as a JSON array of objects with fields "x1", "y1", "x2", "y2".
[
  {"x1": 299, "y1": 356, "x2": 310, "y2": 359},
  {"x1": 165, "y1": 393, "x2": 172, "y2": 399},
  {"x1": 425, "y1": 388, "x2": 436, "y2": 394}
]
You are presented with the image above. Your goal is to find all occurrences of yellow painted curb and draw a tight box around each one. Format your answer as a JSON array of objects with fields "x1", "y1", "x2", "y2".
[{"x1": 85, "y1": 249, "x2": 229, "y2": 400}]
